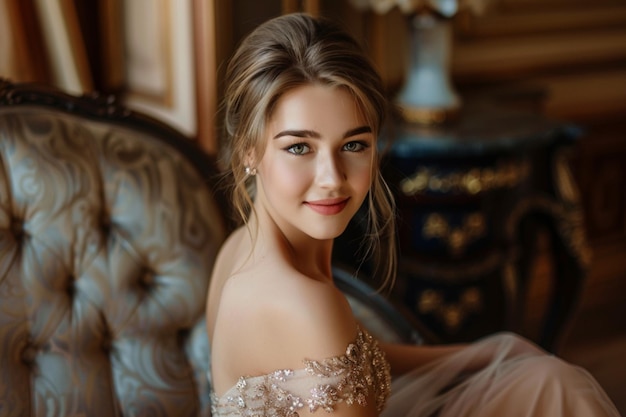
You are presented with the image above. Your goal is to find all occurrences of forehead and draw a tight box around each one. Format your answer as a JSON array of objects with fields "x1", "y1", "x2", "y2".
[{"x1": 267, "y1": 84, "x2": 367, "y2": 133}]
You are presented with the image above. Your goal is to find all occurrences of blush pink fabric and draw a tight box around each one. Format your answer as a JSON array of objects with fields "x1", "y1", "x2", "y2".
[{"x1": 384, "y1": 332, "x2": 620, "y2": 417}]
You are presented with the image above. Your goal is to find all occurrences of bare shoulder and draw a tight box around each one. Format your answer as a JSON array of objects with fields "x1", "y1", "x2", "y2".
[
  {"x1": 215, "y1": 264, "x2": 358, "y2": 377},
  {"x1": 262, "y1": 268, "x2": 358, "y2": 358}
]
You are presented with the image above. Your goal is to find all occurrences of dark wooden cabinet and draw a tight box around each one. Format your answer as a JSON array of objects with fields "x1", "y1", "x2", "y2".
[{"x1": 386, "y1": 102, "x2": 591, "y2": 352}]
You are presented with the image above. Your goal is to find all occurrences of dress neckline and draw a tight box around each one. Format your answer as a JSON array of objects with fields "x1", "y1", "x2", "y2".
[{"x1": 211, "y1": 326, "x2": 366, "y2": 400}]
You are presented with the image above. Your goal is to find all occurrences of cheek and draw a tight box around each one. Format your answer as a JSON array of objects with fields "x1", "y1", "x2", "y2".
[
  {"x1": 355, "y1": 170, "x2": 373, "y2": 198},
  {"x1": 262, "y1": 157, "x2": 312, "y2": 196},
  {"x1": 347, "y1": 158, "x2": 374, "y2": 193}
]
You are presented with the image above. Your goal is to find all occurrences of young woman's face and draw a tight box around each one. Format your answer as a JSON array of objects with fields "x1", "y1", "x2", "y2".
[{"x1": 254, "y1": 84, "x2": 375, "y2": 243}]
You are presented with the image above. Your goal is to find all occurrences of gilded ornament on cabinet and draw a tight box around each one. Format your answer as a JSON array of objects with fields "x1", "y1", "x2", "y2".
[
  {"x1": 400, "y1": 161, "x2": 530, "y2": 196},
  {"x1": 423, "y1": 212, "x2": 486, "y2": 255},
  {"x1": 417, "y1": 287, "x2": 483, "y2": 333}
]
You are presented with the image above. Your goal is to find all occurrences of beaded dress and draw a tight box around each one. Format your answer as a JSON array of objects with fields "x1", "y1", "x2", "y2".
[
  {"x1": 210, "y1": 328, "x2": 621, "y2": 417},
  {"x1": 210, "y1": 328, "x2": 390, "y2": 416}
]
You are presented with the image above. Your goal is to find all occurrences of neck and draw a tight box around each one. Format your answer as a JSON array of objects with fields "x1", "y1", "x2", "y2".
[{"x1": 249, "y1": 208, "x2": 335, "y2": 282}]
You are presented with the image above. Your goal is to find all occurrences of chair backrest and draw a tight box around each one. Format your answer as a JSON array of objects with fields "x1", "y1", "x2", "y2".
[
  {"x1": 333, "y1": 265, "x2": 423, "y2": 345},
  {"x1": 0, "y1": 79, "x2": 227, "y2": 417}
]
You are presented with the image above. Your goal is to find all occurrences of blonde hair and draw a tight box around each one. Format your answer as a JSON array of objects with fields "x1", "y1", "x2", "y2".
[{"x1": 220, "y1": 13, "x2": 397, "y2": 287}]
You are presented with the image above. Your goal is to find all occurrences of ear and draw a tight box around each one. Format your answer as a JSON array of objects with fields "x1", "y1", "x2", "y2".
[{"x1": 244, "y1": 149, "x2": 257, "y2": 168}]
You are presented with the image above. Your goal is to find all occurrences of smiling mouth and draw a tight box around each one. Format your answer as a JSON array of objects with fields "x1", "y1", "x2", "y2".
[{"x1": 304, "y1": 198, "x2": 350, "y2": 215}]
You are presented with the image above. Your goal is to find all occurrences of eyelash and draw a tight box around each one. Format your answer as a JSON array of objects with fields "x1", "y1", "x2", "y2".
[
  {"x1": 285, "y1": 143, "x2": 310, "y2": 155},
  {"x1": 343, "y1": 141, "x2": 370, "y2": 152},
  {"x1": 283, "y1": 141, "x2": 370, "y2": 155}
]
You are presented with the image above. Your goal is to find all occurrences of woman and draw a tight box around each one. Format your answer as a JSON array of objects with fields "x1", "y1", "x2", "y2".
[{"x1": 206, "y1": 13, "x2": 620, "y2": 417}]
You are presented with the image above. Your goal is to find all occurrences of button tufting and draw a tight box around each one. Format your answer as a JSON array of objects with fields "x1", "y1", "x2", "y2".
[
  {"x1": 101, "y1": 327, "x2": 113, "y2": 353},
  {"x1": 21, "y1": 344, "x2": 38, "y2": 365},
  {"x1": 66, "y1": 275, "x2": 76, "y2": 299},
  {"x1": 100, "y1": 213, "x2": 111, "y2": 235},
  {"x1": 10, "y1": 217, "x2": 25, "y2": 241},
  {"x1": 177, "y1": 328, "x2": 190, "y2": 344},
  {"x1": 139, "y1": 267, "x2": 156, "y2": 291}
]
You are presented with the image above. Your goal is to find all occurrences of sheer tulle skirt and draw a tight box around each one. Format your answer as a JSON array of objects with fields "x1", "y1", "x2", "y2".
[{"x1": 383, "y1": 333, "x2": 620, "y2": 417}]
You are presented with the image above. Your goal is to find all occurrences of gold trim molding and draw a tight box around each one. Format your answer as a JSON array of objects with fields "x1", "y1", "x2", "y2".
[
  {"x1": 417, "y1": 287, "x2": 483, "y2": 333},
  {"x1": 423, "y1": 212, "x2": 486, "y2": 255},
  {"x1": 400, "y1": 160, "x2": 531, "y2": 196}
]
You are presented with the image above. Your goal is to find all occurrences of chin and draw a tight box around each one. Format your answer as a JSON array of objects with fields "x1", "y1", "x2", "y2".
[{"x1": 307, "y1": 224, "x2": 350, "y2": 241}]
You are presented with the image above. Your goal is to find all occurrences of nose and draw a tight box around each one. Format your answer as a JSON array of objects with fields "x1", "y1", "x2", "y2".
[{"x1": 316, "y1": 151, "x2": 345, "y2": 188}]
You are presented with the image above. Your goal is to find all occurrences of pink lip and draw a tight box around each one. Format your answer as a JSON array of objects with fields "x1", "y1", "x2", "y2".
[{"x1": 304, "y1": 198, "x2": 350, "y2": 215}]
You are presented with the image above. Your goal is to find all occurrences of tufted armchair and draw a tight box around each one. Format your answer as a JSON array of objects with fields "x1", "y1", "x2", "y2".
[
  {"x1": 0, "y1": 79, "x2": 228, "y2": 417},
  {"x1": 0, "y1": 79, "x2": 422, "y2": 417}
]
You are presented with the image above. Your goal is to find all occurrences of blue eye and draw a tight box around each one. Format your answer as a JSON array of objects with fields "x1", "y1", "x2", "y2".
[
  {"x1": 343, "y1": 141, "x2": 369, "y2": 152},
  {"x1": 286, "y1": 143, "x2": 310, "y2": 155}
]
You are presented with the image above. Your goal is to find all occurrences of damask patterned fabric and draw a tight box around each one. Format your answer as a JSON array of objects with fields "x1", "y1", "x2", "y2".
[{"x1": 0, "y1": 107, "x2": 226, "y2": 416}]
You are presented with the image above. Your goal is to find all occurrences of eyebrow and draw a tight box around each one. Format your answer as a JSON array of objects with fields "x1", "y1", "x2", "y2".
[{"x1": 273, "y1": 125, "x2": 372, "y2": 140}]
